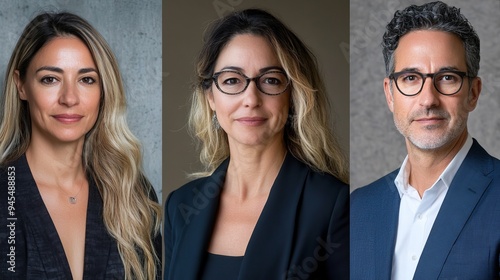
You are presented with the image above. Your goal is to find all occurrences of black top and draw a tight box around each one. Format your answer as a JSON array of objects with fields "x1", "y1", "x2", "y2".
[
  {"x1": 201, "y1": 253, "x2": 243, "y2": 279},
  {"x1": 0, "y1": 154, "x2": 161, "y2": 279}
]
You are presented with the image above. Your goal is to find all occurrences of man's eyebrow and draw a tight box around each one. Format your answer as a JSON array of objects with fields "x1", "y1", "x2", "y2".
[
  {"x1": 438, "y1": 66, "x2": 461, "y2": 71},
  {"x1": 396, "y1": 66, "x2": 462, "y2": 73}
]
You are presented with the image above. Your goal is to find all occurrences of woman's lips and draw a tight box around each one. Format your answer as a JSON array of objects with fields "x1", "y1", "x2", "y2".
[
  {"x1": 53, "y1": 114, "x2": 83, "y2": 124},
  {"x1": 236, "y1": 117, "x2": 267, "y2": 126}
]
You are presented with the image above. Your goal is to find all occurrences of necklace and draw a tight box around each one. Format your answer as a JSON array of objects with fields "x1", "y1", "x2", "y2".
[{"x1": 65, "y1": 180, "x2": 85, "y2": 204}]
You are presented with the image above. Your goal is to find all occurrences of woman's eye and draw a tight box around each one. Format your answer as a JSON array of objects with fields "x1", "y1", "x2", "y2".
[
  {"x1": 41, "y1": 77, "x2": 57, "y2": 84},
  {"x1": 260, "y1": 72, "x2": 287, "y2": 86},
  {"x1": 81, "y1": 77, "x2": 97, "y2": 85},
  {"x1": 223, "y1": 78, "x2": 241, "y2": 85},
  {"x1": 263, "y1": 78, "x2": 281, "y2": 85}
]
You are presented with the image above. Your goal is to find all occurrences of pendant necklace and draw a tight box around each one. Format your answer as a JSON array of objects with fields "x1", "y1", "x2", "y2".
[{"x1": 66, "y1": 180, "x2": 84, "y2": 204}]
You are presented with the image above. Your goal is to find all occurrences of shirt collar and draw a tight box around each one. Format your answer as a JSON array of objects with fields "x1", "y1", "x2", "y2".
[{"x1": 394, "y1": 134, "x2": 473, "y2": 198}]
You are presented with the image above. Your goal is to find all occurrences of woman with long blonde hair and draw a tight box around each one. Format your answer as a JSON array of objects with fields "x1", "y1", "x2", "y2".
[
  {"x1": 0, "y1": 12, "x2": 161, "y2": 279},
  {"x1": 164, "y1": 9, "x2": 348, "y2": 279}
]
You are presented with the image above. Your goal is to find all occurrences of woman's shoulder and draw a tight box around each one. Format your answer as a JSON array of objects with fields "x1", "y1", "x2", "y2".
[
  {"x1": 0, "y1": 156, "x2": 30, "y2": 188},
  {"x1": 301, "y1": 168, "x2": 349, "y2": 208},
  {"x1": 291, "y1": 156, "x2": 349, "y2": 196},
  {"x1": 165, "y1": 175, "x2": 222, "y2": 208},
  {"x1": 167, "y1": 159, "x2": 227, "y2": 205},
  {"x1": 306, "y1": 167, "x2": 348, "y2": 188}
]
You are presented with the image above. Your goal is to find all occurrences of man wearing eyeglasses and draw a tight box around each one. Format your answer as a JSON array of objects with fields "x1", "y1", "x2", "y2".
[{"x1": 350, "y1": 1, "x2": 500, "y2": 280}]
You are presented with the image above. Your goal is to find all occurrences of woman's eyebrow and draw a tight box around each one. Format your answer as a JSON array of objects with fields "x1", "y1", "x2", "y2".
[
  {"x1": 36, "y1": 66, "x2": 63, "y2": 73},
  {"x1": 35, "y1": 66, "x2": 97, "y2": 74},
  {"x1": 218, "y1": 65, "x2": 284, "y2": 73}
]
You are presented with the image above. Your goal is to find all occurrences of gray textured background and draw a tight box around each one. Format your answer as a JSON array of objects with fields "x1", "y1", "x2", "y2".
[
  {"x1": 350, "y1": 0, "x2": 500, "y2": 191},
  {"x1": 0, "y1": 0, "x2": 162, "y2": 199},
  {"x1": 163, "y1": 0, "x2": 350, "y2": 201}
]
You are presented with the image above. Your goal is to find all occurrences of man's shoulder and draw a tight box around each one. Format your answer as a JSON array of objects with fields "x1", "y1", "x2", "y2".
[
  {"x1": 351, "y1": 169, "x2": 399, "y2": 201},
  {"x1": 466, "y1": 139, "x2": 500, "y2": 178}
]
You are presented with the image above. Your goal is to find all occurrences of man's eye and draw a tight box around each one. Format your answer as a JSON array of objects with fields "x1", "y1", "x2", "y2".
[
  {"x1": 438, "y1": 74, "x2": 458, "y2": 82},
  {"x1": 402, "y1": 75, "x2": 418, "y2": 81},
  {"x1": 398, "y1": 73, "x2": 421, "y2": 84}
]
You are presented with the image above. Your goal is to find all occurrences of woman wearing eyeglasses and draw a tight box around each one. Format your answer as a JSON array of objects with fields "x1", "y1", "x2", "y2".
[{"x1": 164, "y1": 9, "x2": 349, "y2": 279}]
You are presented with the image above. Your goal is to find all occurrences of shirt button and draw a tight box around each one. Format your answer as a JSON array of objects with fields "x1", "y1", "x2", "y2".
[
  {"x1": 412, "y1": 255, "x2": 418, "y2": 261},
  {"x1": 417, "y1": 214, "x2": 423, "y2": 220}
]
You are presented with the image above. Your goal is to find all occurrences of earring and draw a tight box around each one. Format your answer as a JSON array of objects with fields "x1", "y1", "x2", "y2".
[{"x1": 212, "y1": 112, "x2": 220, "y2": 130}]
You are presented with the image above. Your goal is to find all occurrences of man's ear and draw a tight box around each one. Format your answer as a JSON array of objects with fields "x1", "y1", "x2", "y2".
[
  {"x1": 466, "y1": 76, "x2": 481, "y2": 112},
  {"x1": 14, "y1": 70, "x2": 27, "y2": 100},
  {"x1": 384, "y1": 77, "x2": 394, "y2": 112}
]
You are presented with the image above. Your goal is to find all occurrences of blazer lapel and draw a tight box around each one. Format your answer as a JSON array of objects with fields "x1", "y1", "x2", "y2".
[
  {"x1": 238, "y1": 154, "x2": 305, "y2": 280},
  {"x1": 83, "y1": 179, "x2": 121, "y2": 278},
  {"x1": 374, "y1": 172, "x2": 400, "y2": 279},
  {"x1": 15, "y1": 155, "x2": 74, "y2": 279},
  {"x1": 414, "y1": 140, "x2": 494, "y2": 280},
  {"x1": 171, "y1": 160, "x2": 227, "y2": 280}
]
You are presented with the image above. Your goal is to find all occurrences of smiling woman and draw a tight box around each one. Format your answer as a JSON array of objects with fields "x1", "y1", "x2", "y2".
[
  {"x1": 207, "y1": 34, "x2": 291, "y2": 149},
  {"x1": 164, "y1": 9, "x2": 349, "y2": 280},
  {"x1": 15, "y1": 37, "x2": 101, "y2": 145},
  {"x1": 0, "y1": 12, "x2": 161, "y2": 280}
]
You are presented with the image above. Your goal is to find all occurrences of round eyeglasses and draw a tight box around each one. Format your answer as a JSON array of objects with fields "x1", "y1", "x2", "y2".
[
  {"x1": 212, "y1": 70, "x2": 290, "y2": 95},
  {"x1": 389, "y1": 70, "x2": 471, "y2": 96}
]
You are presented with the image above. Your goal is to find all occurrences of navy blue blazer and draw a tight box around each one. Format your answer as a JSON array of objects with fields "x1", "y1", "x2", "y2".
[
  {"x1": 164, "y1": 153, "x2": 349, "y2": 279},
  {"x1": 351, "y1": 140, "x2": 500, "y2": 280},
  {"x1": 0, "y1": 155, "x2": 162, "y2": 279}
]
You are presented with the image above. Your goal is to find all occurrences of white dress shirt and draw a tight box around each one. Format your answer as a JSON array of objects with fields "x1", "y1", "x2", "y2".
[{"x1": 391, "y1": 135, "x2": 473, "y2": 280}]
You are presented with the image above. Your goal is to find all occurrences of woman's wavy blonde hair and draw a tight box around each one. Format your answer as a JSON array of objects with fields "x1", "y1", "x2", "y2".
[
  {"x1": 189, "y1": 9, "x2": 348, "y2": 183},
  {"x1": 0, "y1": 12, "x2": 161, "y2": 279}
]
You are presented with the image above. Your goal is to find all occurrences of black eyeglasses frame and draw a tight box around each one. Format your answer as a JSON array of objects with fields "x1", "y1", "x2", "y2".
[
  {"x1": 211, "y1": 70, "x2": 290, "y2": 96},
  {"x1": 389, "y1": 70, "x2": 472, "y2": 96}
]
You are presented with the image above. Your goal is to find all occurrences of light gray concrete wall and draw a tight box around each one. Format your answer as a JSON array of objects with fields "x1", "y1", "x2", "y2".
[
  {"x1": 350, "y1": 0, "x2": 500, "y2": 190},
  {"x1": 163, "y1": 0, "x2": 350, "y2": 200},
  {"x1": 0, "y1": 0, "x2": 162, "y2": 199}
]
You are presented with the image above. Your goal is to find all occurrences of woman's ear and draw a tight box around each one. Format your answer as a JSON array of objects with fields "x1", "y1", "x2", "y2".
[
  {"x1": 14, "y1": 70, "x2": 27, "y2": 100},
  {"x1": 207, "y1": 90, "x2": 216, "y2": 111}
]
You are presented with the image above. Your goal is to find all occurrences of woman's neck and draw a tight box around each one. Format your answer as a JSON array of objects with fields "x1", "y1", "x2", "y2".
[
  {"x1": 25, "y1": 137, "x2": 86, "y2": 187},
  {"x1": 225, "y1": 140, "x2": 287, "y2": 201}
]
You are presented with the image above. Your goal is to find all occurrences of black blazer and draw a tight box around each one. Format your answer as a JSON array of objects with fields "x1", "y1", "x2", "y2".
[
  {"x1": 0, "y1": 155, "x2": 161, "y2": 279},
  {"x1": 164, "y1": 153, "x2": 349, "y2": 279}
]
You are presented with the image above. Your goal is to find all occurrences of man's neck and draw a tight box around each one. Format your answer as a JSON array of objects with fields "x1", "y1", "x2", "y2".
[{"x1": 406, "y1": 130, "x2": 468, "y2": 197}]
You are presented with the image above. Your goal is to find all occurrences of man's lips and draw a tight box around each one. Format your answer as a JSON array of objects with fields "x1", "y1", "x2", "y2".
[
  {"x1": 53, "y1": 114, "x2": 83, "y2": 123},
  {"x1": 413, "y1": 117, "x2": 445, "y2": 125}
]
